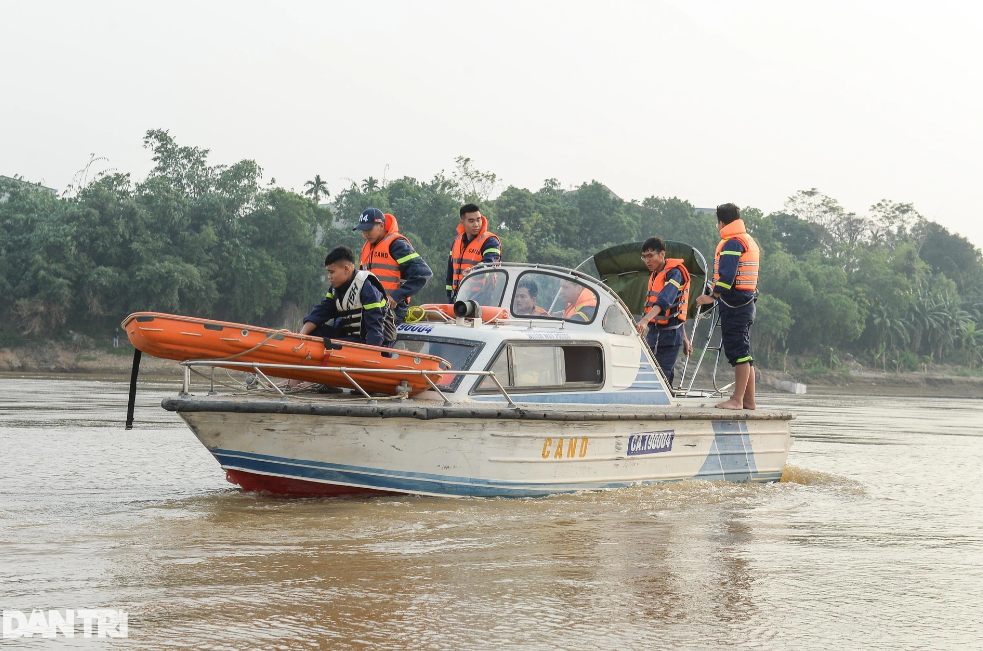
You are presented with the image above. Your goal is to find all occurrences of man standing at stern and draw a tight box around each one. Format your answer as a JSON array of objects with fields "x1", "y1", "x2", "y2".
[
  {"x1": 446, "y1": 203, "x2": 501, "y2": 302},
  {"x1": 635, "y1": 237, "x2": 693, "y2": 386},
  {"x1": 355, "y1": 207, "x2": 433, "y2": 325},
  {"x1": 300, "y1": 246, "x2": 388, "y2": 347},
  {"x1": 695, "y1": 203, "x2": 760, "y2": 410}
]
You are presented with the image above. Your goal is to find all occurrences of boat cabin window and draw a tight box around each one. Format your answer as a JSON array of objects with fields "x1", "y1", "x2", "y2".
[
  {"x1": 511, "y1": 272, "x2": 599, "y2": 324},
  {"x1": 601, "y1": 304, "x2": 634, "y2": 336},
  {"x1": 392, "y1": 335, "x2": 483, "y2": 390},
  {"x1": 475, "y1": 343, "x2": 604, "y2": 393},
  {"x1": 456, "y1": 269, "x2": 508, "y2": 307}
]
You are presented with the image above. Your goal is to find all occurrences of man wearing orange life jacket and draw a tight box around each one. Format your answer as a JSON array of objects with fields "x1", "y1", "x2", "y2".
[
  {"x1": 559, "y1": 279, "x2": 598, "y2": 323},
  {"x1": 355, "y1": 208, "x2": 433, "y2": 331},
  {"x1": 445, "y1": 203, "x2": 502, "y2": 303},
  {"x1": 513, "y1": 279, "x2": 550, "y2": 317},
  {"x1": 634, "y1": 237, "x2": 693, "y2": 386},
  {"x1": 696, "y1": 203, "x2": 761, "y2": 410}
]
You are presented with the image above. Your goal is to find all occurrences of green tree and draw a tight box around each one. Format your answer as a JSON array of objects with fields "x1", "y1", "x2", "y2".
[
  {"x1": 452, "y1": 156, "x2": 497, "y2": 204},
  {"x1": 754, "y1": 294, "x2": 794, "y2": 365},
  {"x1": 918, "y1": 222, "x2": 983, "y2": 294},
  {"x1": 303, "y1": 175, "x2": 329, "y2": 203}
]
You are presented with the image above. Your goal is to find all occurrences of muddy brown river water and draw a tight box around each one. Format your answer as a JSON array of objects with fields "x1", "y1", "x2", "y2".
[{"x1": 1, "y1": 377, "x2": 981, "y2": 649}]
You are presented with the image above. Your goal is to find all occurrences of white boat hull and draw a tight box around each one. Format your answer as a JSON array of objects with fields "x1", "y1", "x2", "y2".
[{"x1": 177, "y1": 405, "x2": 793, "y2": 498}]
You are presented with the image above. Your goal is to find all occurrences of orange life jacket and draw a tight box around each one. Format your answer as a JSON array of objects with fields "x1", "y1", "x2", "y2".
[
  {"x1": 562, "y1": 287, "x2": 598, "y2": 322},
  {"x1": 713, "y1": 219, "x2": 760, "y2": 292},
  {"x1": 645, "y1": 258, "x2": 691, "y2": 326},
  {"x1": 450, "y1": 215, "x2": 500, "y2": 293},
  {"x1": 360, "y1": 213, "x2": 415, "y2": 299}
]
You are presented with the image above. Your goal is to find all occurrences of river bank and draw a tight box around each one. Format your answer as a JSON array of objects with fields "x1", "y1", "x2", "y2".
[
  {"x1": 2, "y1": 342, "x2": 982, "y2": 397},
  {"x1": 0, "y1": 342, "x2": 183, "y2": 376},
  {"x1": 760, "y1": 368, "x2": 983, "y2": 398}
]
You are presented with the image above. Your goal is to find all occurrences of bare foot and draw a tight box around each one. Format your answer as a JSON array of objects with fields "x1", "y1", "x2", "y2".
[
  {"x1": 742, "y1": 401, "x2": 756, "y2": 410},
  {"x1": 715, "y1": 399, "x2": 744, "y2": 410}
]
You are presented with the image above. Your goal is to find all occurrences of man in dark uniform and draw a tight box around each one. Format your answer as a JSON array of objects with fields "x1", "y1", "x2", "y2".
[
  {"x1": 356, "y1": 207, "x2": 432, "y2": 326},
  {"x1": 300, "y1": 246, "x2": 388, "y2": 347},
  {"x1": 446, "y1": 203, "x2": 502, "y2": 302},
  {"x1": 635, "y1": 237, "x2": 693, "y2": 385},
  {"x1": 696, "y1": 203, "x2": 760, "y2": 410}
]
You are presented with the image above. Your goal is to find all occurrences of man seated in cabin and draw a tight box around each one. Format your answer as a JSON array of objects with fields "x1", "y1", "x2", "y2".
[
  {"x1": 513, "y1": 279, "x2": 550, "y2": 316},
  {"x1": 556, "y1": 279, "x2": 597, "y2": 323},
  {"x1": 299, "y1": 246, "x2": 388, "y2": 347}
]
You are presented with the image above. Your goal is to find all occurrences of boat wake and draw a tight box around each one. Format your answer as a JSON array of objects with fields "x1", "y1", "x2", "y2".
[{"x1": 780, "y1": 464, "x2": 863, "y2": 491}]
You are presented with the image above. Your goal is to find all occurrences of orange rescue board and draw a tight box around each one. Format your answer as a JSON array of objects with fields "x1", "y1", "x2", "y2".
[{"x1": 121, "y1": 312, "x2": 448, "y2": 395}]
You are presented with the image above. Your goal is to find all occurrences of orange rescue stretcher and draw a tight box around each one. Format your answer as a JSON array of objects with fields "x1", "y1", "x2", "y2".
[{"x1": 121, "y1": 312, "x2": 448, "y2": 395}]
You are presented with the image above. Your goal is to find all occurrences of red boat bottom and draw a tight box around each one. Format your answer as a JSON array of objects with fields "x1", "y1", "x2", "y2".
[{"x1": 224, "y1": 469, "x2": 395, "y2": 497}]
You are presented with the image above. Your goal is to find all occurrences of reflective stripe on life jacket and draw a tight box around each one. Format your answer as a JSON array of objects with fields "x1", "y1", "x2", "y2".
[
  {"x1": 562, "y1": 287, "x2": 598, "y2": 322},
  {"x1": 645, "y1": 258, "x2": 691, "y2": 327},
  {"x1": 713, "y1": 219, "x2": 760, "y2": 292},
  {"x1": 331, "y1": 270, "x2": 388, "y2": 340},
  {"x1": 450, "y1": 215, "x2": 500, "y2": 293},
  {"x1": 359, "y1": 213, "x2": 419, "y2": 298}
]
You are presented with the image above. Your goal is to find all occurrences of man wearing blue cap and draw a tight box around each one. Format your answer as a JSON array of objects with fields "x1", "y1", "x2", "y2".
[{"x1": 355, "y1": 208, "x2": 433, "y2": 327}]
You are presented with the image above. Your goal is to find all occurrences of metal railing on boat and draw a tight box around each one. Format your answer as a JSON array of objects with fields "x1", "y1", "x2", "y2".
[{"x1": 178, "y1": 359, "x2": 519, "y2": 409}]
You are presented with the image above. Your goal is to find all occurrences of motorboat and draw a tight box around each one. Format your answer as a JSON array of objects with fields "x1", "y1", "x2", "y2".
[{"x1": 154, "y1": 262, "x2": 794, "y2": 497}]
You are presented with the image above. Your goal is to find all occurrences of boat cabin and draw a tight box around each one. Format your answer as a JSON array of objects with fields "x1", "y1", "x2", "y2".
[{"x1": 393, "y1": 263, "x2": 673, "y2": 406}]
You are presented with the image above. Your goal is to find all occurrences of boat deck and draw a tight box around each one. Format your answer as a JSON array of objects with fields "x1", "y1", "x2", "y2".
[{"x1": 163, "y1": 392, "x2": 795, "y2": 422}]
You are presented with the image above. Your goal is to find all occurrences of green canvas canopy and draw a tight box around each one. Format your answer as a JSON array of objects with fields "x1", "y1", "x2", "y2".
[{"x1": 593, "y1": 241, "x2": 709, "y2": 319}]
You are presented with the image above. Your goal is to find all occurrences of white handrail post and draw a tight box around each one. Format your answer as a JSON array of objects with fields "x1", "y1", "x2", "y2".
[{"x1": 488, "y1": 372, "x2": 518, "y2": 409}]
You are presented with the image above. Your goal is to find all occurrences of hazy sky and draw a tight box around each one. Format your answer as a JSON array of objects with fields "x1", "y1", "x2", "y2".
[{"x1": 3, "y1": 1, "x2": 981, "y2": 246}]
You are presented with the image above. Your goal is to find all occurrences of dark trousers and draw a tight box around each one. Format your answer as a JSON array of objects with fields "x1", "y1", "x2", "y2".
[
  {"x1": 720, "y1": 299, "x2": 756, "y2": 366},
  {"x1": 654, "y1": 344, "x2": 682, "y2": 386},
  {"x1": 646, "y1": 326, "x2": 683, "y2": 386}
]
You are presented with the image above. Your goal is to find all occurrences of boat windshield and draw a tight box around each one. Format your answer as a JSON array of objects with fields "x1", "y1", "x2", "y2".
[
  {"x1": 392, "y1": 335, "x2": 483, "y2": 389},
  {"x1": 511, "y1": 271, "x2": 599, "y2": 324},
  {"x1": 456, "y1": 270, "x2": 507, "y2": 307}
]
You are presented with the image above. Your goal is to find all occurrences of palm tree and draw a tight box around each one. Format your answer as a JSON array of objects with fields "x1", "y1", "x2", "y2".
[
  {"x1": 872, "y1": 305, "x2": 910, "y2": 371},
  {"x1": 957, "y1": 322, "x2": 983, "y2": 367},
  {"x1": 907, "y1": 290, "x2": 945, "y2": 354},
  {"x1": 929, "y1": 304, "x2": 972, "y2": 361},
  {"x1": 361, "y1": 176, "x2": 379, "y2": 193},
  {"x1": 304, "y1": 175, "x2": 329, "y2": 203}
]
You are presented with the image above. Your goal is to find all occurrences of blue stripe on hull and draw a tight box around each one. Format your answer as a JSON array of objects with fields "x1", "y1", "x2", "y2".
[
  {"x1": 697, "y1": 421, "x2": 763, "y2": 482},
  {"x1": 211, "y1": 447, "x2": 781, "y2": 498}
]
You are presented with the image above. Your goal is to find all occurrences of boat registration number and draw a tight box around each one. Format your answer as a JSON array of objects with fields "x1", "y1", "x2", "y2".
[{"x1": 627, "y1": 430, "x2": 674, "y2": 456}]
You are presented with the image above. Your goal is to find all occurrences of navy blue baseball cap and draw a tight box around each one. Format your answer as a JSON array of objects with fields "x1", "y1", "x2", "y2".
[{"x1": 353, "y1": 207, "x2": 385, "y2": 230}]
